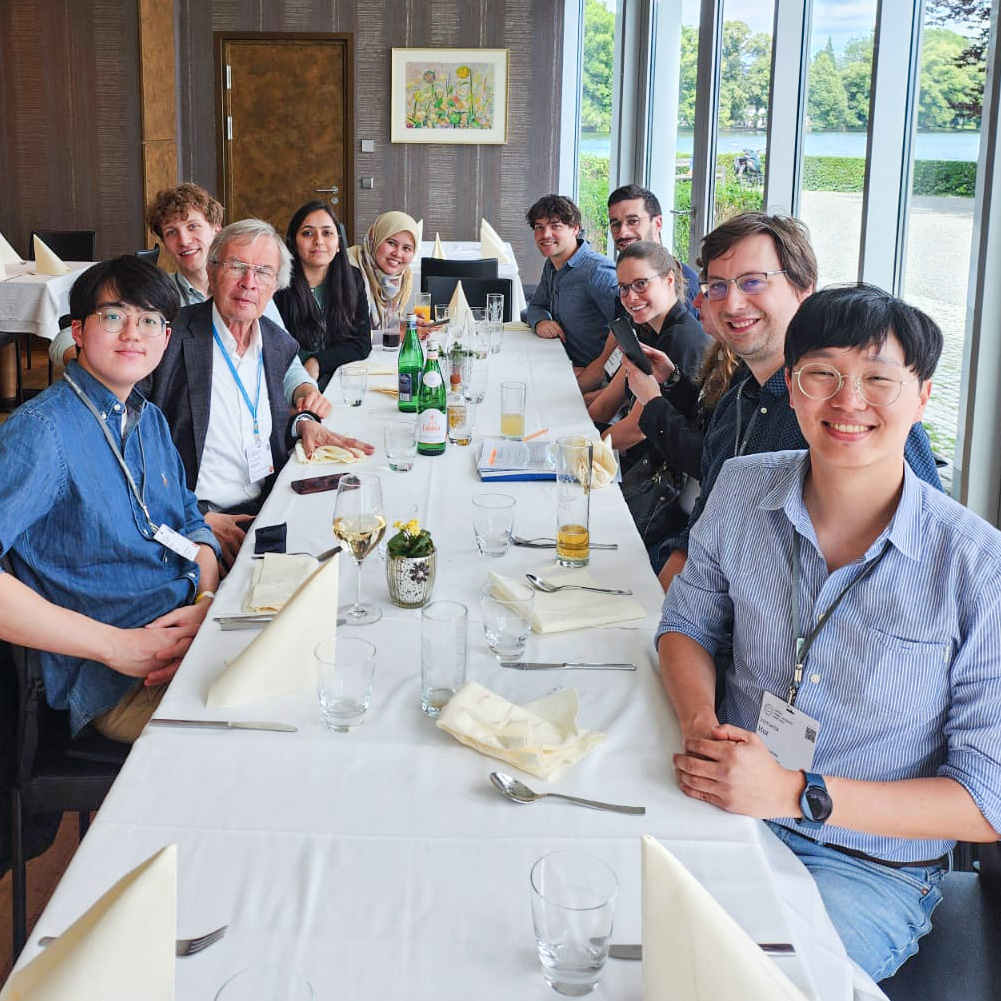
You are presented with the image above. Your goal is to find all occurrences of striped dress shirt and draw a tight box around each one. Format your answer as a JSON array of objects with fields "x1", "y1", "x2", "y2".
[{"x1": 658, "y1": 450, "x2": 1001, "y2": 862}]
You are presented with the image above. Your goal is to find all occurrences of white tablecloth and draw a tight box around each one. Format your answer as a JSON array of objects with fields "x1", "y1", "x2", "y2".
[
  {"x1": 0, "y1": 261, "x2": 92, "y2": 339},
  {"x1": 413, "y1": 240, "x2": 527, "y2": 317},
  {"x1": 9, "y1": 330, "x2": 884, "y2": 1000}
]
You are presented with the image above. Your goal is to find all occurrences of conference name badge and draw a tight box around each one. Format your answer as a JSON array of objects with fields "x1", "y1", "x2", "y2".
[
  {"x1": 245, "y1": 441, "x2": 275, "y2": 482},
  {"x1": 154, "y1": 524, "x2": 200, "y2": 563},
  {"x1": 756, "y1": 689, "x2": 821, "y2": 772}
]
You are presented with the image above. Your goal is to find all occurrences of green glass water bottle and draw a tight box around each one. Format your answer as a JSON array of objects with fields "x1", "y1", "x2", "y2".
[
  {"x1": 398, "y1": 313, "x2": 422, "y2": 413},
  {"x1": 417, "y1": 340, "x2": 447, "y2": 456}
]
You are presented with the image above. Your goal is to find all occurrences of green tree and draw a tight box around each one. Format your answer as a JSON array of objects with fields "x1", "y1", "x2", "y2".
[
  {"x1": 678, "y1": 25, "x2": 698, "y2": 129},
  {"x1": 927, "y1": 0, "x2": 989, "y2": 121},
  {"x1": 919, "y1": 27, "x2": 983, "y2": 128},
  {"x1": 839, "y1": 33, "x2": 873, "y2": 128},
  {"x1": 744, "y1": 32, "x2": 772, "y2": 127},
  {"x1": 581, "y1": 0, "x2": 615, "y2": 133},
  {"x1": 719, "y1": 21, "x2": 752, "y2": 128},
  {"x1": 808, "y1": 46, "x2": 848, "y2": 129}
]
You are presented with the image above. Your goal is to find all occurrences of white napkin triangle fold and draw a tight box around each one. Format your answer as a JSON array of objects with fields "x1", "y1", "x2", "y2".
[
  {"x1": 0, "y1": 845, "x2": 176, "y2": 1001},
  {"x1": 642, "y1": 836, "x2": 807, "y2": 1000},
  {"x1": 415, "y1": 218, "x2": 424, "y2": 246},
  {"x1": 432, "y1": 233, "x2": 446, "y2": 259},
  {"x1": 206, "y1": 553, "x2": 340, "y2": 708},
  {"x1": 32, "y1": 236, "x2": 70, "y2": 276},
  {"x1": 0, "y1": 229, "x2": 22, "y2": 265},
  {"x1": 448, "y1": 280, "x2": 475, "y2": 330},
  {"x1": 479, "y1": 223, "x2": 510, "y2": 264}
]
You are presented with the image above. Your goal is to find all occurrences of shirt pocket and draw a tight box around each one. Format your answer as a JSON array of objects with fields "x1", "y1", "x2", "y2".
[{"x1": 859, "y1": 625, "x2": 952, "y2": 722}]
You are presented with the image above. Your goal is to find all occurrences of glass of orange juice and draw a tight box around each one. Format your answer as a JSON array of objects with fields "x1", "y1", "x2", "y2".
[
  {"x1": 500, "y1": 382, "x2": 526, "y2": 440},
  {"x1": 414, "y1": 292, "x2": 432, "y2": 323}
]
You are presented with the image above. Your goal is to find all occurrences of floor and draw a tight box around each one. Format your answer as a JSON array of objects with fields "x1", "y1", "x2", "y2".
[{"x1": 0, "y1": 337, "x2": 55, "y2": 425}]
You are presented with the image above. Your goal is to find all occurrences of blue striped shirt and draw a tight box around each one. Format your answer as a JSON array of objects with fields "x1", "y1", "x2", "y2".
[{"x1": 658, "y1": 450, "x2": 1001, "y2": 862}]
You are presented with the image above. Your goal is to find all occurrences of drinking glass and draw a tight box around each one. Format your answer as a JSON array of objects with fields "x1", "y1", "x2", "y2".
[
  {"x1": 555, "y1": 436, "x2": 593, "y2": 568},
  {"x1": 447, "y1": 397, "x2": 475, "y2": 446},
  {"x1": 420, "y1": 600, "x2": 467, "y2": 717},
  {"x1": 472, "y1": 493, "x2": 515, "y2": 557},
  {"x1": 486, "y1": 293, "x2": 504, "y2": 324},
  {"x1": 460, "y1": 323, "x2": 489, "y2": 404},
  {"x1": 480, "y1": 580, "x2": 534, "y2": 659},
  {"x1": 215, "y1": 965, "x2": 313, "y2": 1000},
  {"x1": 315, "y1": 637, "x2": 376, "y2": 732},
  {"x1": 414, "y1": 292, "x2": 432, "y2": 323},
  {"x1": 338, "y1": 364, "x2": 368, "y2": 406},
  {"x1": 434, "y1": 303, "x2": 451, "y2": 325},
  {"x1": 380, "y1": 308, "x2": 401, "y2": 351},
  {"x1": 486, "y1": 293, "x2": 504, "y2": 354},
  {"x1": 385, "y1": 420, "x2": 418, "y2": 471},
  {"x1": 530, "y1": 852, "x2": 617, "y2": 997},
  {"x1": 500, "y1": 381, "x2": 526, "y2": 440},
  {"x1": 331, "y1": 473, "x2": 386, "y2": 625}
]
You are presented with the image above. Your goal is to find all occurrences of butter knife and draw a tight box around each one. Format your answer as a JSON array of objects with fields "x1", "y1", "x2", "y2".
[
  {"x1": 609, "y1": 943, "x2": 795, "y2": 960},
  {"x1": 500, "y1": 661, "x2": 636, "y2": 671},
  {"x1": 149, "y1": 719, "x2": 297, "y2": 733},
  {"x1": 213, "y1": 614, "x2": 346, "y2": 631}
]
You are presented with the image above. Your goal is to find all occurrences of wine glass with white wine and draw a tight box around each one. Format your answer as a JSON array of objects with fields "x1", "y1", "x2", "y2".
[{"x1": 331, "y1": 473, "x2": 387, "y2": 625}]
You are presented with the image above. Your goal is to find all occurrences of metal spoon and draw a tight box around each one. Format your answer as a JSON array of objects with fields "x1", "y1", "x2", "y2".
[
  {"x1": 524, "y1": 572, "x2": 632, "y2": 596},
  {"x1": 489, "y1": 771, "x2": 645, "y2": 815}
]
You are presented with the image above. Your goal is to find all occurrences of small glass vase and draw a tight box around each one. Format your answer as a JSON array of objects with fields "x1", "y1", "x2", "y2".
[{"x1": 386, "y1": 550, "x2": 437, "y2": 608}]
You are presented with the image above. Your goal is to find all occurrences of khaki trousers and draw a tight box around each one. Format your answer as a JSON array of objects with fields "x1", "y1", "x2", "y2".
[{"x1": 92, "y1": 683, "x2": 167, "y2": 744}]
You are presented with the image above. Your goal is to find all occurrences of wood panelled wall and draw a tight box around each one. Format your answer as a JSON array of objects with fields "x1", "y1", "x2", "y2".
[
  {"x1": 0, "y1": 0, "x2": 146, "y2": 259},
  {"x1": 176, "y1": 0, "x2": 564, "y2": 283}
]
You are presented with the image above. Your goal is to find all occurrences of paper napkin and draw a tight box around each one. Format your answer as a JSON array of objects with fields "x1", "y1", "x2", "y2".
[
  {"x1": 592, "y1": 435, "x2": 618, "y2": 488},
  {"x1": 245, "y1": 553, "x2": 319, "y2": 612},
  {"x1": 294, "y1": 442, "x2": 368, "y2": 465},
  {"x1": 206, "y1": 554, "x2": 340, "y2": 708},
  {"x1": 642, "y1": 836, "x2": 807, "y2": 1001},
  {"x1": 448, "y1": 280, "x2": 475, "y2": 330},
  {"x1": 0, "y1": 846, "x2": 176, "y2": 1001},
  {"x1": 416, "y1": 218, "x2": 424, "y2": 246},
  {"x1": 432, "y1": 233, "x2": 446, "y2": 259},
  {"x1": 436, "y1": 682, "x2": 605, "y2": 780},
  {"x1": 488, "y1": 567, "x2": 644, "y2": 635},
  {"x1": 32, "y1": 236, "x2": 70, "y2": 276},
  {"x1": 0, "y1": 229, "x2": 21, "y2": 265},
  {"x1": 480, "y1": 222, "x2": 510, "y2": 265}
]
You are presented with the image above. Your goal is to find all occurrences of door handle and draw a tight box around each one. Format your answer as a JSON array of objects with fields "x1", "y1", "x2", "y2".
[{"x1": 315, "y1": 186, "x2": 340, "y2": 194}]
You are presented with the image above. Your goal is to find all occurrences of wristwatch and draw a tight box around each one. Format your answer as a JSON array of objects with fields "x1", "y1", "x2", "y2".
[{"x1": 798, "y1": 771, "x2": 832, "y2": 828}]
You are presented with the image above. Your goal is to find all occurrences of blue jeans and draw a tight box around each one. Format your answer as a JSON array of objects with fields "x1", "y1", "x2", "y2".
[{"x1": 767, "y1": 822, "x2": 948, "y2": 981}]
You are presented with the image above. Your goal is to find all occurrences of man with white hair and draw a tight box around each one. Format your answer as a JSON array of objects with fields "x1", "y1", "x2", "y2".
[{"x1": 144, "y1": 218, "x2": 372, "y2": 566}]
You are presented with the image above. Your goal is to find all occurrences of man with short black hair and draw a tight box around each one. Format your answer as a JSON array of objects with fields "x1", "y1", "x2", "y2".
[
  {"x1": 658, "y1": 283, "x2": 1001, "y2": 981},
  {"x1": 0, "y1": 256, "x2": 221, "y2": 743},
  {"x1": 524, "y1": 194, "x2": 617, "y2": 369}
]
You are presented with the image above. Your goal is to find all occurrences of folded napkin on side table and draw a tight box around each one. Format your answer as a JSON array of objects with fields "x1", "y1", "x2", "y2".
[
  {"x1": 436, "y1": 681, "x2": 605, "y2": 780},
  {"x1": 432, "y1": 233, "x2": 446, "y2": 259}
]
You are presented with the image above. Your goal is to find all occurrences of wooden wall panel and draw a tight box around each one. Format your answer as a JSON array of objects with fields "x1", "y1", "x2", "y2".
[
  {"x1": 176, "y1": 0, "x2": 563, "y2": 283},
  {"x1": 0, "y1": 0, "x2": 145, "y2": 259},
  {"x1": 139, "y1": 0, "x2": 177, "y2": 140}
]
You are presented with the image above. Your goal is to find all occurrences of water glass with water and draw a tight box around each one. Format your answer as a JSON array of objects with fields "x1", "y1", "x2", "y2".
[
  {"x1": 472, "y1": 493, "x2": 515, "y2": 557},
  {"x1": 420, "y1": 601, "x2": 467, "y2": 717},
  {"x1": 480, "y1": 580, "x2": 534, "y2": 659},
  {"x1": 315, "y1": 637, "x2": 376, "y2": 732}
]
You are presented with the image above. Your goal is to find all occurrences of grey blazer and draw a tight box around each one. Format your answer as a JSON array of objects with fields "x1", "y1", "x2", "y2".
[{"x1": 141, "y1": 300, "x2": 298, "y2": 503}]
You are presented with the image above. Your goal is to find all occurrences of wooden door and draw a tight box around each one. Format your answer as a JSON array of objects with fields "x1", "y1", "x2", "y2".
[{"x1": 215, "y1": 33, "x2": 354, "y2": 239}]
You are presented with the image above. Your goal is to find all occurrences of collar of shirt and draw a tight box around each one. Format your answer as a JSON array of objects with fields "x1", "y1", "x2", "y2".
[
  {"x1": 64, "y1": 360, "x2": 147, "y2": 426},
  {"x1": 564, "y1": 238, "x2": 591, "y2": 269},
  {"x1": 175, "y1": 270, "x2": 205, "y2": 306},
  {"x1": 211, "y1": 303, "x2": 262, "y2": 358}
]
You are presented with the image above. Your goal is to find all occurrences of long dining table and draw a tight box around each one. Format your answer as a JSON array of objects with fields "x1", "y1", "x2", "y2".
[{"x1": 9, "y1": 325, "x2": 887, "y2": 1000}]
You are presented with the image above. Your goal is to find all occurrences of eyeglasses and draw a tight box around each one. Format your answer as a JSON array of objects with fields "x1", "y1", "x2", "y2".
[
  {"x1": 617, "y1": 273, "x2": 667, "y2": 298},
  {"x1": 90, "y1": 307, "x2": 166, "y2": 337},
  {"x1": 699, "y1": 270, "x2": 787, "y2": 301},
  {"x1": 792, "y1": 362, "x2": 918, "y2": 407},
  {"x1": 213, "y1": 259, "x2": 278, "y2": 287},
  {"x1": 608, "y1": 214, "x2": 650, "y2": 232}
]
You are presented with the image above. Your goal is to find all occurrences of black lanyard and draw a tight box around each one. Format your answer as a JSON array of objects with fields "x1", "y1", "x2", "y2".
[
  {"x1": 732, "y1": 376, "x2": 762, "y2": 457},
  {"x1": 788, "y1": 533, "x2": 890, "y2": 706}
]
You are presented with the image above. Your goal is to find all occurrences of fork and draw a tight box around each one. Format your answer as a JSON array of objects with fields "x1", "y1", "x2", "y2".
[
  {"x1": 39, "y1": 924, "x2": 227, "y2": 956},
  {"x1": 511, "y1": 535, "x2": 618, "y2": 550}
]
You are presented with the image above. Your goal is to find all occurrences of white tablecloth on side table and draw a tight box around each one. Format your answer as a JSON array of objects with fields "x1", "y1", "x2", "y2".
[{"x1": 0, "y1": 261, "x2": 93, "y2": 339}]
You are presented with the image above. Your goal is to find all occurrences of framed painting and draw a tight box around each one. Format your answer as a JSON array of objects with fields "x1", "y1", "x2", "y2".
[{"x1": 390, "y1": 48, "x2": 509, "y2": 144}]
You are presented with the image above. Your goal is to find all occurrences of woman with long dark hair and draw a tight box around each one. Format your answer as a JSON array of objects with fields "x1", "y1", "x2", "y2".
[{"x1": 275, "y1": 201, "x2": 371, "y2": 390}]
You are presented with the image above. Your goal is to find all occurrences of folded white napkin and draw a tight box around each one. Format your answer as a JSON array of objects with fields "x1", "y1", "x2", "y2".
[
  {"x1": 294, "y1": 442, "x2": 368, "y2": 465},
  {"x1": 488, "y1": 566, "x2": 644, "y2": 635},
  {"x1": 32, "y1": 236, "x2": 69, "y2": 276},
  {"x1": 415, "y1": 218, "x2": 424, "y2": 246},
  {"x1": 0, "y1": 846, "x2": 176, "y2": 1001},
  {"x1": 436, "y1": 682, "x2": 605, "y2": 780},
  {"x1": 432, "y1": 233, "x2": 446, "y2": 259},
  {"x1": 245, "y1": 553, "x2": 319, "y2": 612},
  {"x1": 448, "y1": 280, "x2": 475, "y2": 330},
  {"x1": 480, "y1": 222, "x2": 510, "y2": 265},
  {"x1": 206, "y1": 554, "x2": 340, "y2": 708},
  {"x1": 592, "y1": 435, "x2": 617, "y2": 488},
  {"x1": 642, "y1": 836, "x2": 807, "y2": 1000},
  {"x1": 0, "y1": 229, "x2": 21, "y2": 265}
]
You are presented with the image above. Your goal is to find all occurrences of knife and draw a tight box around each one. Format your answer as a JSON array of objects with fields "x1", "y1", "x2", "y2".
[
  {"x1": 500, "y1": 661, "x2": 636, "y2": 671},
  {"x1": 213, "y1": 614, "x2": 346, "y2": 631},
  {"x1": 149, "y1": 719, "x2": 297, "y2": 733},
  {"x1": 608, "y1": 943, "x2": 795, "y2": 960}
]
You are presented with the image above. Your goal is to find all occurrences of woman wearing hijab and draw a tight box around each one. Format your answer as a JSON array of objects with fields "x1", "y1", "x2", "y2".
[
  {"x1": 274, "y1": 201, "x2": 371, "y2": 391},
  {"x1": 347, "y1": 211, "x2": 421, "y2": 332}
]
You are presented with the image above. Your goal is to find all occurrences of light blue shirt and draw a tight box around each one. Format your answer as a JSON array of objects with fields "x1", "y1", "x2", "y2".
[{"x1": 658, "y1": 450, "x2": 1001, "y2": 862}]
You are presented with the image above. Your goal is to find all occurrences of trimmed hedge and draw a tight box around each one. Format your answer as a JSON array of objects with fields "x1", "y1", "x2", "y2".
[{"x1": 801, "y1": 156, "x2": 977, "y2": 196}]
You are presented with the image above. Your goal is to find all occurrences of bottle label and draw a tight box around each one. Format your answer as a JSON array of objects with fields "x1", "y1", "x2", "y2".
[
  {"x1": 421, "y1": 370, "x2": 443, "y2": 390},
  {"x1": 418, "y1": 408, "x2": 446, "y2": 445},
  {"x1": 399, "y1": 372, "x2": 413, "y2": 402}
]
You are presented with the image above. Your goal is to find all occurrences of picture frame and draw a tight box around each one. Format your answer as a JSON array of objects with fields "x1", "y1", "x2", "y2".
[{"x1": 390, "y1": 48, "x2": 509, "y2": 145}]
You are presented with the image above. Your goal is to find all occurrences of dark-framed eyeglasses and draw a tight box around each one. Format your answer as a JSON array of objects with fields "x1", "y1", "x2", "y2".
[
  {"x1": 699, "y1": 270, "x2": 787, "y2": 301},
  {"x1": 90, "y1": 307, "x2": 166, "y2": 337},
  {"x1": 617, "y1": 273, "x2": 668, "y2": 298},
  {"x1": 792, "y1": 362, "x2": 918, "y2": 407},
  {"x1": 213, "y1": 258, "x2": 278, "y2": 287}
]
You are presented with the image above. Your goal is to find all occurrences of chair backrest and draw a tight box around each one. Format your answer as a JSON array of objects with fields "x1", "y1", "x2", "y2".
[
  {"x1": 420, "y1": 257, "x2": 499, "y2": 287},
  {"x1": 29, "y1": 229, "x2": 97, "y2": 262},
  {"x1": 424, "y1": 276, "x2": 514, "y2": 322},
  {"x1": 135, "y1": 247, "x2": 160, "y2": 265}
]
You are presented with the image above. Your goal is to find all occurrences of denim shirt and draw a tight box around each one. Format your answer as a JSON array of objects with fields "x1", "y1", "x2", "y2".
[{"x1": 0, "y1": 363, "x2": 218, "y2": 734}]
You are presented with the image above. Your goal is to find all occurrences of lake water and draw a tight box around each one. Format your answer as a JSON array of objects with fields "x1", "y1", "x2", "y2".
[{"x1": 580, "y1": 130, "x2": 982, "y2": 162}]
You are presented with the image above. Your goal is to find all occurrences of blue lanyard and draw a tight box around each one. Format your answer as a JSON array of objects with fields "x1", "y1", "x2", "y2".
[{"x1": 212, "y1": 324, "x2": 264, "y2": 439}]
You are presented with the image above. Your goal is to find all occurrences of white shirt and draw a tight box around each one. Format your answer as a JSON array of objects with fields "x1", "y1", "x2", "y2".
[{"x1": 194, "y1": 305, "x2": 275, "y2": 510}]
